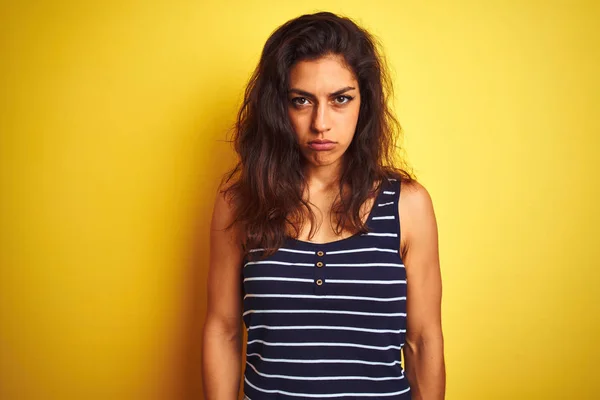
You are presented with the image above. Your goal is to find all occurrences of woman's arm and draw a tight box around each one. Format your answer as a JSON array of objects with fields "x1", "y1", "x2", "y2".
[
  {"x1": 399, "y1": 181, "x2": 446, "y2": 400},
  {"x1": 202, "y1": 185, "x2": 245, "y2": 400}
]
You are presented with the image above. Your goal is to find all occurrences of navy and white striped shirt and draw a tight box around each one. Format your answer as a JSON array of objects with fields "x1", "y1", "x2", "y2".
[{"x1": 242, "y1": 178, "x2": 411, "y2": 399}]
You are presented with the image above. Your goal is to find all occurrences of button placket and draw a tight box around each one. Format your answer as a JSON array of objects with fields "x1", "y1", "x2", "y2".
[{"x1": 314, "y1": 249, "x2": 326, "y2": 294}]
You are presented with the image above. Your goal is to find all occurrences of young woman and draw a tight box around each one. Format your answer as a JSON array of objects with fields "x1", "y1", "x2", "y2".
[{"x1": 202, "y1": 11, "x2": 445, "y2": 400}]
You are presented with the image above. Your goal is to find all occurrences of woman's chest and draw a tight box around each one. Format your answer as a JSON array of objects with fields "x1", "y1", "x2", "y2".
[{"x1": 242, "y1": 240, "x2": 407, "y2": 297}]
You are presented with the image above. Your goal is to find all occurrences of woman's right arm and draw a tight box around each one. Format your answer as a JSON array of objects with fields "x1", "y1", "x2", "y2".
[{"x1": 202, "y1": 185, "x2": 244, "y2": 400}]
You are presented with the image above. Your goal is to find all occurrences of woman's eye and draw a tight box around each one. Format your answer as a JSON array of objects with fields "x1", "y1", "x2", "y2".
[
  {"x1": 334, "y1": 95, "x2": 352, "y2": 104},
  {"x1": 292, "y1": 97, "x2": 309, "y2": 106}
]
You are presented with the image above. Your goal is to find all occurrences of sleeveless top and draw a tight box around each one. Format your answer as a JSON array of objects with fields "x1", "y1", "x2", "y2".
[{"x1": 241, "y1": 178, "x2": 411, "y2": 399}]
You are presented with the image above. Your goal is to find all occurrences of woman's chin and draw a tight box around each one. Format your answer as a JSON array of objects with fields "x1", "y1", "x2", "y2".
[{"x1": 302, "y1": 153, "x2": 343, "y2": 168}]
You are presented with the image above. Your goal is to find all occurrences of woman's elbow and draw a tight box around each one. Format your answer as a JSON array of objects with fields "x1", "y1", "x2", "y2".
[
  {"x1": 203, "y1": 312, "x2": 243, "y2": 344},
  {"x1": 405, "y1": 328, "x2": 444, "y2": 356}
]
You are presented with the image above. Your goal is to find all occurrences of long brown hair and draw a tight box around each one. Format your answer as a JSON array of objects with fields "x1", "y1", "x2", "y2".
[{"x1": 221, "y1": 11, "x2": 416, "y2": 259}]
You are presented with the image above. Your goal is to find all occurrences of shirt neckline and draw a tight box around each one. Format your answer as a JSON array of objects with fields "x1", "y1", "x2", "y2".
[{"x1": 286, "y1": 181, "x2": 385, "y2": 248}]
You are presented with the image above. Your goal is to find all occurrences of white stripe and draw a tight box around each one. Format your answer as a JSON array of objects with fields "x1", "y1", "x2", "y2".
[
  {"x1": 371, "y1": 215, "x2": 395, "y2": 220},
  {"x1": 243, "y1": 309, "x2": 406, "y2": 317},
  {"x1": 388, "y1": 178, "x2": 398, "y2": 181},
  {"x1": 326, "y1": 279, "x2": 406, "y2": 285},
  {"x1": 246, "y1": 352, "x2": 404, "y2": 365},
  {"x1": 245, "y1": 376, "x2": 411, "y2": 398},
  {"x1": 327, "y1": 247, "x2": 398, "y2": 255},
  {"x1": 361, "y1": 232, "x2": 398, "y2": 237},
  {"x1": 278, "y1": 248, "x2": 316, "y2": 254},
  {"x1": 383, "y1": 191, "x2": 395, "y2": 195},
  {"x1": 246, "y1": 361, "x2": 404, "y2": 381},
  {"x1": 325, "y1": 247, "x2": 397, "y2": 255},
  {"x1": 244, "y1": 260, "x2": 314, "y2": 267},
  {"x1": 247, "y1": 339, "x2": 402, "y2": 351},
  {"x1": 326, "y1": 262, "x2": 404, "y2": 268},
  {"x1": 244, "y1": 294, "x2": 406, "y2": 302},
  {"x1": 247, "y1": 325, "x2": 406, "y2": 334},
  {"x1": 244, "y1": 277, "x2": 313, "y2": 283},
  {"x1": 248, "y1": 247, "x2": 315, "y2": 255},
  {"x1": 377, "y1": 202, "x2": 394, "y2": 207}
]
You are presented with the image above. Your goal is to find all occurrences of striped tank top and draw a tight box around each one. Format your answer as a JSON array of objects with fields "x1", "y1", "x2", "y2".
[{"x1": 241, "y1": 178, "x2": 411, "y2": 399}]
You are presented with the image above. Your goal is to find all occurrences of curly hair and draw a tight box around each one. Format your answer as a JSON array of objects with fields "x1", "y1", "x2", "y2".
[{"x1": 221, "y1": 11, "x2": 416, "y2": 260}]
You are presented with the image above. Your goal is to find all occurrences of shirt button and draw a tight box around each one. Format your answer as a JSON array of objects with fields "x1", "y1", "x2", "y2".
[
  {"x1": 317, "y1": 251, "x2": 324, "y2": 256},
  {"x1": 316, "y1": 261, "x2": 324, "y2": 268},
  {"x1": 316, "y1": 279, "x2": 323, "y2": 286}
]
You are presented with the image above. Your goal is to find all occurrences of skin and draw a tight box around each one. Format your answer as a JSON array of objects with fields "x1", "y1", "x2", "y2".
[
  {"x1": 399, "y1": 180, "x2": 446, "y2": 399},
  {"x1": 201, "y1": 54, "x2": 445, "y2": 399},
  {"x1": 286, "y1": 54, "x2": 367, "y2": 241},
  {"x1": 287, "y1": 54, "x2": 361, "y2": 179}
]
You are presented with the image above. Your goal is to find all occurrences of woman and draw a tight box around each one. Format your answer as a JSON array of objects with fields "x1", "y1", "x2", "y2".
[{"x1": 202, "y1": 11, "x2": 445, "y2": 400}]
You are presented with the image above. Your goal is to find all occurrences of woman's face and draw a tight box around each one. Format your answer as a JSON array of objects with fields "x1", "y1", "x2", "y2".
[{"x1": 287, "y1": 54, "x2": 361, "y2": 169}]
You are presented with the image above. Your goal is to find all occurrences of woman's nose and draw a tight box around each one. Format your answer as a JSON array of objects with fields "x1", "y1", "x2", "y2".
[{"x1": 311, "y1": 103, "x2": 332, "y2": 133}]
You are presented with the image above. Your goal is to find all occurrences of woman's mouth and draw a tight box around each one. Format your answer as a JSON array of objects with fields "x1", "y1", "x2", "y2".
[{"x1": 308, "y1": 140, "x2": 336, "y2": 151}]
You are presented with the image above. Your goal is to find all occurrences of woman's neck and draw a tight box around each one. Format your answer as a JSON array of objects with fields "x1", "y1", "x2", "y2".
[{"x1": 302, "y1": 157, "x2": 345, "y2": 192}]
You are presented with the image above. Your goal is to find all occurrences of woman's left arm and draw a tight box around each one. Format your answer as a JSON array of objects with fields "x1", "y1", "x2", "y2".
[{"x1": 399, "y1": 181, "x2": 446, "y2": 400}]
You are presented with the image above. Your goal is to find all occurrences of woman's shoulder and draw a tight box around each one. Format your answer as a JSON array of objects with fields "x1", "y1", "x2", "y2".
[
  {"x1": 398, "y1": 177, "x2": 437, "y2": 245},
  {"x1": 211, "y1": 179, "x2": 241, "y2": 232},
  {"x1": 399, "y1": 178, "x2": 434, "y2": 215},
  {"x1": 399, "y1": 177, "x2": 429, "y2": 198}
]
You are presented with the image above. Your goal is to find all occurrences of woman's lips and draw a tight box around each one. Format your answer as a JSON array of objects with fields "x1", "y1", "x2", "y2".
[{"x1": 308, "y1": 141, "x2": 336, "y2": 151}]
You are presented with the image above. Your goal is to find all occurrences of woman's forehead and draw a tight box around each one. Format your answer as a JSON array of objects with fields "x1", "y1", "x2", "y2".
[{"x1": 288, "y1": 55, "x2": 357, "y2": 90}]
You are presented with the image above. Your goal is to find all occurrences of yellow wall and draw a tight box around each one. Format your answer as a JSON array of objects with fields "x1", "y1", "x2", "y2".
[{"x1": 1, "y1": 1, "x2": 598, "y2": 399}]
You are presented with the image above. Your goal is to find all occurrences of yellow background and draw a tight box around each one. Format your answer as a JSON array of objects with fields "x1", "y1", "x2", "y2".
[{"x1": 1, "y1": 1, "x2": 598, "y2": 399}]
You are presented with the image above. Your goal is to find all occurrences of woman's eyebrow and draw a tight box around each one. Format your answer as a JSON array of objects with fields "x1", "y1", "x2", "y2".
[{"x1": 288, "y1": 86, "x2": 356, "y2": 98}]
